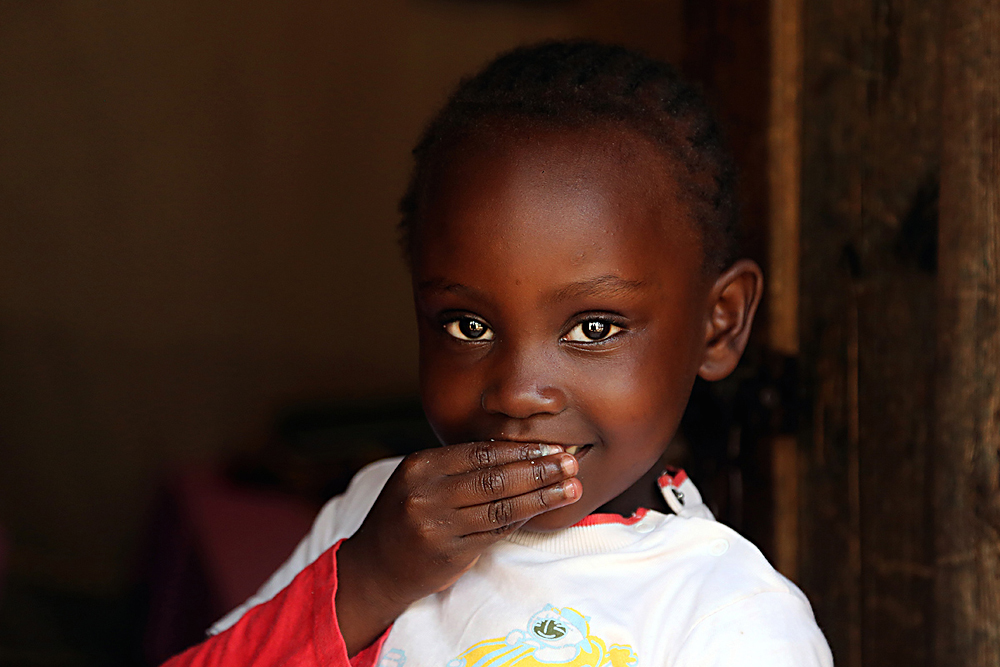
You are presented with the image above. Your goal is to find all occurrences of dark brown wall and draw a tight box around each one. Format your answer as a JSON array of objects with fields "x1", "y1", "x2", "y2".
[{"x1": 0, "y1": 0, "x2": 685, "y2": 596}]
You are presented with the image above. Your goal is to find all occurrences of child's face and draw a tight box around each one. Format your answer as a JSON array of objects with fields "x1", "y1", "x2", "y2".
[{"x1": 413, "y1": 125, "x2": 744, "y2": 530}]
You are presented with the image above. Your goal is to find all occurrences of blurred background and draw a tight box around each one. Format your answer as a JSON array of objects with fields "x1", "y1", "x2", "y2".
[{"x1": 0, "y1": 0, "x2": 997, "y2": 665}]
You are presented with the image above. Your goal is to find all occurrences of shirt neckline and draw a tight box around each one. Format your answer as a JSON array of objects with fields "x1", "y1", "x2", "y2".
[
  {"x1": 501, "y1": 467, "x2": 708, "y2": 555},
  {"x1": 503, "y1": 508, "x2": 670, "y2": 555},
  {"x1": 571, "y1": 507, "x2": 650, "y2": 527}
]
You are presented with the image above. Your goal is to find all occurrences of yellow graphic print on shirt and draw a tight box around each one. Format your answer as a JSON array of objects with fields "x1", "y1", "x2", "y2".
[{"x1": 446, "y1": 605, "x2": 638, "y2": 667}]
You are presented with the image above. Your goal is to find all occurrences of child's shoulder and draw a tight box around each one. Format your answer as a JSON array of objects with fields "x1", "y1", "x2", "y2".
[
  {"x1": 656, "y1": 515, "x2": 805, "y2": 604},
  {"x1": 666, "y1": 521, "x2": 829, "y2": 664},
  {"x1": 603, "y1": 515, "x2": 828, "y2": 663},
  {"x1": 649, "y1": 515, "x2": 820, "y2": 644}
]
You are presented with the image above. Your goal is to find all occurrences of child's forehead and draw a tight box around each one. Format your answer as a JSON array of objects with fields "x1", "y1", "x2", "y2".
[
  {"x1": 421, "y1": 123, "x2": 700, "y2": 259},
  {"x1": 436, "y1": 122, "x2": 675, "y2": 191},
  {"x1": 412, "y1": 128, "x2": 710, "y2": 306}
]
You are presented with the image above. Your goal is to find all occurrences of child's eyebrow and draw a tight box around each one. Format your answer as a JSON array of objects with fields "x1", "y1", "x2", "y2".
[
  {"x1": 417, "y1": 279, "x2": 484, "y2": 298},
  {"x1": 550, "y1": 275, "x2": 646, "y2": 302},
  {"x1": 417, "y1": 275, "x2": 645, "y2": 302}
]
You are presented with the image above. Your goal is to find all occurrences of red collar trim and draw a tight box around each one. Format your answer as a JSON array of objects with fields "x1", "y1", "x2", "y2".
[
  {"x1": 657, "y1": 467, "x2": 688, "y2": 488},
  {"x1": 572, "y1": 507, "x2": 650, "y2": 527}
]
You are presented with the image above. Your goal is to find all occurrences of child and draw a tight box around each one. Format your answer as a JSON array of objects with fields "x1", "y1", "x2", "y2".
[{"x1": 166, "y1": 41, "x2": 833, "y2": 666}]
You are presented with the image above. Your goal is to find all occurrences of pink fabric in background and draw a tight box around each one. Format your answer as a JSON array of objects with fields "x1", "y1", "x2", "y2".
[
  {"x1": 176, "y1": 469, "x2": 317, "y2": 611},
  {"x1": 143, "y1": 468, "x2": 319, "y2": 663}
]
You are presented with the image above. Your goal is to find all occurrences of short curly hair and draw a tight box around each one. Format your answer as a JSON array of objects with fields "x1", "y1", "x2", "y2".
[{"x1": 399, "y1": 40, "x2": 739, "y2": 272}]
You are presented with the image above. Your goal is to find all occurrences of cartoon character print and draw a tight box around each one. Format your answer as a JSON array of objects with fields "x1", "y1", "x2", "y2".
[
  {"x1": 380, "y1": 649, "x2": 407, "y2": 667},
  {"x1": 446, "y1": 605, "x2": 637, "y2": 667}
]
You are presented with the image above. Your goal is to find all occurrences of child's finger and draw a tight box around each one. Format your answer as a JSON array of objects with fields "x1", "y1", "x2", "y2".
[
  {"x1": 426, "y1": 440, "x2": 565, "y2": 476},
  {"x1": 446, "y1": 453, "x2": 578, "y2": 507},
  {"x1": 454, "y1": 478, "x2": 582, "y2": 537}
]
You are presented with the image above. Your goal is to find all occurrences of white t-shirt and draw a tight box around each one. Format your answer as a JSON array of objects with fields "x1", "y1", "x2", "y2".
[{"x1": 211, "y1": 458, "x2": 833, "y2": 667}]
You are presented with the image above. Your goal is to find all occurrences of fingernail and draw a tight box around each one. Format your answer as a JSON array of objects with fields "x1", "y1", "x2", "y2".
[
  {"x1": 560, "y1": 454, "x2": 578, "y2": 476},
  {"x1": 539, "y1": 444, "x2": 562, "y2": 456},
  {"x1": 561, "y1": 480, "x2": 580, "y2": 500}
]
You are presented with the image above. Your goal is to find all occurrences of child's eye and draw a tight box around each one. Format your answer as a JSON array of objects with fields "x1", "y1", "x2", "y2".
[
  {"x1": 444, "y1": 316, "x2": 495, "y2": 341},
  {"x1": 563, "y1": 319, "x2": 623, "y2": 343}
]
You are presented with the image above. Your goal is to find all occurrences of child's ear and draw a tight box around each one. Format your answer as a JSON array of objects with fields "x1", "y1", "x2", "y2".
[{"x1": 698, "y1": 259, "x2": 764, "y2": 381}]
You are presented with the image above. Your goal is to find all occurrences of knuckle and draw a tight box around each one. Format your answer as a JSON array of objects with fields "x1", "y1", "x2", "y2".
[
  {"x1": 413, "y1": 517, "x2": 439, "y2": 543},
  {"x1": 402, "y1": 490, "x2": 429, "y2": 517},
  {"x1": 400, "y1": 453, "x2": 428, "y2": 478},
  {"x1": 537, "y1": 487, "x2": 554, "y2": 510},
  {"x1": 480, "y1": 470, "x2": 506, "y2": 497},
  {"x1": 471, "y1": 442, "x2": 495, "y2": 468},
  {"x1": 487, "y1": 499, "x2": 514, "y2": 526},
  {"x1": 531, "y1": 459, "x2": 546, "y2": 484}
]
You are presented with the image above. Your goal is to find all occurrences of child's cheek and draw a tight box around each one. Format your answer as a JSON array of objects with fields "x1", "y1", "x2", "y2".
[{"x1": 419, "y1": 348, "x2": 484, "y2": 446}]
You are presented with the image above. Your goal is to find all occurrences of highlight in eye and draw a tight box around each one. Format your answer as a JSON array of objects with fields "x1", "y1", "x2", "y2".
[
  {"x1": 444, "y1": 316, "x2": 495, "y2": 341},
  {"x1": 563, "y1": 318, "x2": 623, "y2": 343}
]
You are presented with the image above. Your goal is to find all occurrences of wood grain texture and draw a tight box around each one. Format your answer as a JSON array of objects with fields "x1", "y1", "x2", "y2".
[
  {"x1": 767, "y1": 0, "x2": 804, "y2": 582},
  {"x1": 798, "y1": 0, "x2": 942, "y2": 664},
  {"x1": 935, "y1": 0, "x2": 1000, "y2": 661},
  {"x1": 767, "y1": 0, "x2": 802, "y2": 358}
]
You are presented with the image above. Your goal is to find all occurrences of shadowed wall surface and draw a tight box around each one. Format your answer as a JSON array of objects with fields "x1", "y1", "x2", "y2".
[{"x1": 0, "y1": 0, "x2": 684, "y2": 599}]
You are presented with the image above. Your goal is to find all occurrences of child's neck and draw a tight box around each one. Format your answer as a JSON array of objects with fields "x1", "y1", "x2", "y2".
[{"x1": 595, "y1": 465, "x2": 671, "y2": 517}]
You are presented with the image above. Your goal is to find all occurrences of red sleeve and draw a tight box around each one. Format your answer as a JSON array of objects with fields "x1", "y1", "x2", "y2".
[{"x1": 162, "y1": 539, "x2": 391, "y2": 667}]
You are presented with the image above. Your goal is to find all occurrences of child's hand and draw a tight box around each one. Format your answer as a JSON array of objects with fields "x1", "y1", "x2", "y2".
[{"x1": 335, "y1": 441, "x2": 581, "y2": 655}]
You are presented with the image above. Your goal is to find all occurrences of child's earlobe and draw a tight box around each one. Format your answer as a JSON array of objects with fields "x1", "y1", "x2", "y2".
[{"x1": 697, "y1": 259, "x2": 764, "y2": 382}]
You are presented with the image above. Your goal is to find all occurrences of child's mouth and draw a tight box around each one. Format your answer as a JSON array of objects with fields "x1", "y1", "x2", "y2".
[{"x1": 564, "y1": 444, "x2": 592, "y2": 460}]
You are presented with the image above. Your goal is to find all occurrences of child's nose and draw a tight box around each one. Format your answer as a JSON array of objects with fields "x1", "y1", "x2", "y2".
[{"x1": 480, "y1": 344, "x2": 568, "y2": 419}]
